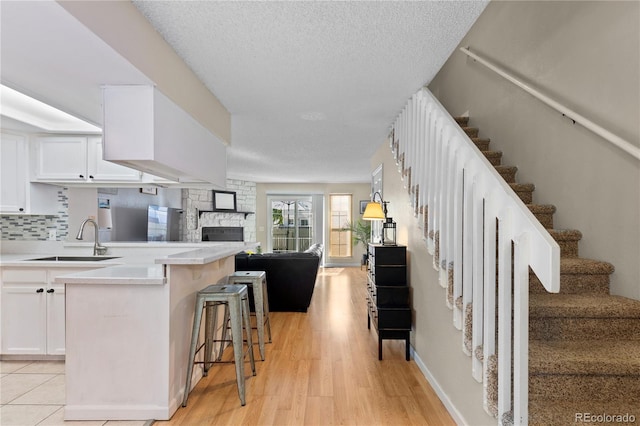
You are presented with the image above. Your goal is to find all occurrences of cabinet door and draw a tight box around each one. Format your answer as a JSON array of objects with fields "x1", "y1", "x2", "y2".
[
  {"x1": 0, "y1": 133, "x2": 28, "y2": 212},
  {"x1": 46, "y1": 283, "x2": 66, "y2": 355},
  {"x1": 33, "y1": 136, "x2": 88, "y2": 181},
  {"x1": 1, "y1": 282, "x2": 47, "y2": 355},
  {"x1": 87, "y1": 137, "x2": 141, "y2": 181}
]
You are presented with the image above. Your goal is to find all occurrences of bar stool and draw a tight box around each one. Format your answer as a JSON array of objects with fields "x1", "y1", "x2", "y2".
[
  {"x1": 182, "y1": 284, "x2": 256, "y2": 407},
  {"x1": 227, "y1": 271, "x2": 272, "y2": 361}
]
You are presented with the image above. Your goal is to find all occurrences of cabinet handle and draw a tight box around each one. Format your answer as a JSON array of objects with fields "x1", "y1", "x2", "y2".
[
  {"x1": 47, "y1": 289, "x2": 55, "y2": 293},
  {"x1": 89, "y1": 175, "x2": 94, "y2": 179},
  {"x1": 36, "y1": 288, "x2": 44, "y2": 293},
  {"x1": 79, "y1": 174, "x2": 84, "y2": 179},
  {"x1": 19, "y1": 207, "x2": 24, "y2": 212}
]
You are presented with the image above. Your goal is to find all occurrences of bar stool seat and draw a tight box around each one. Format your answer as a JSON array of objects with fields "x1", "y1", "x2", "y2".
[
  {"x1": 182, "y1": 284, "x2": 256, "y2": 407},
  {"x1": 227, "y1": 271, "x2": 272, "y2": 361}
]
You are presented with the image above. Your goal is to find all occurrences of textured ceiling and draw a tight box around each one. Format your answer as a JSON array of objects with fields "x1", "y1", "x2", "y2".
[{"x1": 132, "y1": 1, "x2": 488, "y2": 183}]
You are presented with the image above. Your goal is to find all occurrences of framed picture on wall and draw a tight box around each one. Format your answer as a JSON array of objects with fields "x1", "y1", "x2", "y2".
[
  {"x1": 359, "y1": 200, "x2": 369, "y2": 214},
  {"x1": 212, "y1": 190, "x2": 237, "y2": 211}
]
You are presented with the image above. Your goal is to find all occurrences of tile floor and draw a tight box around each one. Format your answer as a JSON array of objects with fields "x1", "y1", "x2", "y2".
[{"x1": 0, "y1": 360, "x2": 153, "y2": 426}]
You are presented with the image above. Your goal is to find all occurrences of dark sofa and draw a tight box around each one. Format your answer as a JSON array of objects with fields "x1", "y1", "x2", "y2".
[{"x1": 234, "y1": 244, "x2": 323, "y2": 312}]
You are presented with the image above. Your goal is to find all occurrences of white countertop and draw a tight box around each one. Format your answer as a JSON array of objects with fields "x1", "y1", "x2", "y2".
[
  {"x1": 155, "y1": 244, "x2": 258, "y2": 265},
  {"x1": 2, "y1": 241, "x2": 260, "y2": 285}
]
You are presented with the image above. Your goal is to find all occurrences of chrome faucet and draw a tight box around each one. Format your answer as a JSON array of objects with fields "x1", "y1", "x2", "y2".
[{"x1": 76, "y1": 218, "x2": 108, "y2": 256}]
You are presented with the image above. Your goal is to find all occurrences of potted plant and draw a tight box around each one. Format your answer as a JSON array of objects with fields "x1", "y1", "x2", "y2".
[{"x1": 344, "y1": 219, "x2": 371, "y2": 266}]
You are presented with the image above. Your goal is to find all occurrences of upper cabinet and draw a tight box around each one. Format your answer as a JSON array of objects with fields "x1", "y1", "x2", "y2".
[
  {"x1": 1, "y1": 133, "x2": 28, "y2": 212},
  {"x1": 31, "y1": 136, "x2": 142, "y2": 183},
  {"x1": 1, "y1": 132, "x2": 58, "y2": 215}
]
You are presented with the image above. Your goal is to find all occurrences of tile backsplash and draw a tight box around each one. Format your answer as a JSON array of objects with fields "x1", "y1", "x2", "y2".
[
  {"x1": 1, "y1": 180, "x2": 257, "y2": 243},
  {"x1": 0, "y1": 189, "x2": 69, "y2": 241}
]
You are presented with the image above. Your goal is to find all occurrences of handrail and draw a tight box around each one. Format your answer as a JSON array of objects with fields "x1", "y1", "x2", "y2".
[{"x1": 460, "y1": 47, "x2": 640, "y2": 161}]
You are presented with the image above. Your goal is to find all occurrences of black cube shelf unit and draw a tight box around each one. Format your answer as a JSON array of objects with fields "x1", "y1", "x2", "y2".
[{"x1": 366, "y1": 243, "x2": 411, "y2": 361}]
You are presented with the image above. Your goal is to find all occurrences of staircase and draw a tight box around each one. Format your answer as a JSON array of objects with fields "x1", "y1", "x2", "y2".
[{"x1": 455, "y1": 116, "x2": 640, "y2": 425}]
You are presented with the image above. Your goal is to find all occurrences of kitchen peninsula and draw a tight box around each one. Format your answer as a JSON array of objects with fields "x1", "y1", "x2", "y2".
[{"x1": 50, "y1": 242, "x2": 258, "y2": 421}]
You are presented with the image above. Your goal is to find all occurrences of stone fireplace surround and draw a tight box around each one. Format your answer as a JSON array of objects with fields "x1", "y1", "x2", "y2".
[{"x1": 183, "y1": 179, "x2": 256, "y2": 243}]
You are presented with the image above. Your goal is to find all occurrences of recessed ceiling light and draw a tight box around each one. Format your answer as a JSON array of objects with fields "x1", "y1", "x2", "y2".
[{"x1": 0, "y1": 84, "x2": 101, "y2": 133}]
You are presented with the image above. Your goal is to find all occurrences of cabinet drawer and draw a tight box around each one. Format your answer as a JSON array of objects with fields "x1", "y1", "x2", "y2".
[
  {"x1": 371, "y1": 266, "x2": 406, "y2": 285},
  {"x1": 2, "y1": 269, "x2": 47, "y2": 282},
  {"x1": 377, "y1": 308, "x2": 411, "y2": 329},
  {"x1": 369, "y1": 244, "x2": 406, "y2": 265},
  {"x1": 375, "y1": 286, "x2": 409, "y2": 307}
]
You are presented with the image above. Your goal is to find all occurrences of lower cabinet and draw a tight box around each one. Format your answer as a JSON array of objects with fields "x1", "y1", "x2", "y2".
[{"x1": 1, "y1": 267, "x2": 87, "y2": 357}]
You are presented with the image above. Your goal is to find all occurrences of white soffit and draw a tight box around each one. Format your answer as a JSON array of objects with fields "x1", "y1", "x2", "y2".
[{"x1": 132, "y1": 1, "x2": 488, "y2": 183}]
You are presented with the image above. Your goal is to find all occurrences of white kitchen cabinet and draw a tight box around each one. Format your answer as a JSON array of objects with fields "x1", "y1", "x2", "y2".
[
  {"x1": 1, "y1": 269, "x2": 48, "y2": 355},
  {"x1": 0, "y1": 267, "x2": 90, "y2": 357},
  {"x1": 1, "y1": 133, "x2": 58, "y2": 215},
  {"x1": 32, "y1": 136, "x2": 142, "y2": 183},
  {"x1": 1, "y1": 133, "x2": 28, "y2": 212},
  {"x1": 87, "y1": 137, "x2": 143, "y2": 181}
]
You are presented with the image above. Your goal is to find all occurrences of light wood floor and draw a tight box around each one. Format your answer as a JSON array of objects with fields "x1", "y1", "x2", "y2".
[{"x1": 159, "y1": 267, "x2": 454, "y2": 425}]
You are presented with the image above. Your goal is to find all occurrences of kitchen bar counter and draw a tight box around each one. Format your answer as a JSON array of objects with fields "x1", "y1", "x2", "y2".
[{"x1": 41, "y1": 241, "x2": 259, "y2": 421}]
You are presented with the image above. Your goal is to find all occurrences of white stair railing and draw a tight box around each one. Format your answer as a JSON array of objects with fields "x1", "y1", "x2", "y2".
[{"x1": 390, "y1": 88, "x2": 560, "y2": 425}]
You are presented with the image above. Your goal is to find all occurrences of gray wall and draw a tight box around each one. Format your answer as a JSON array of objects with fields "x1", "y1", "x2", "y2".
[{"x1": 429, "y1": 0, "x2": 639, "y2": 300}]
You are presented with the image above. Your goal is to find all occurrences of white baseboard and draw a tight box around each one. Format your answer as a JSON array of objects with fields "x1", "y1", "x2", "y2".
[{"x1": 412, "y1": 347, "x2": 468, "y2": 425}]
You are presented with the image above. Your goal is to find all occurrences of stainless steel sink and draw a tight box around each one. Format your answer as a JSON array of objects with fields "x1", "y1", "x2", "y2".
[{"x1": 27, "y1": 256, "x2": 121, "y2": 262}]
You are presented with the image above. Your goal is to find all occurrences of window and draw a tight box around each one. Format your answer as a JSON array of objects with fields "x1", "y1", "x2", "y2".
[
  {"x1": 269, "y1": 197, "x2": 313, "y2": 252},
  {"x1": 329, "y1": 194, "x2": 352, "y2": 257}
]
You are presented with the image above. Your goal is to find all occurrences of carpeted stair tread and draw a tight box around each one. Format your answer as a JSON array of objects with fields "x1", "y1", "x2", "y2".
[
  {"x1": 528, "y1": 399, "x2": 640, "y2": 426},
  {"x1": 545, "y1": 229, "x2": 582, "y2": 257},
  {"x1": 526, "y1": 204, "x2": 556, "y2": 214},
  {"x1": 527, "y1": 204, "x2": 557, "y2": 228},
  {"x1": 530, "y1": 293, "x2": 640, "y2": 318},
  {"x1": 529, "y1": 339, "x2": 640, "y2": 375},
  {"x1": 495, "y1": 165, "x2": 518, "y2": 182},
  {"x1": 509, "y1": 182, "x2": 535, "y2": 192},
  {"x1": 510, "y1": 182, "x2": 535, "y2": 204},
  {"x1": 454, "y1": 116, "x2": 469, "y2": 126},
  {"x1": 530, "y1": 372, "x2": 640, "y2": 403},
  {"x1": 548, "y1": 228, "x2": 582, "y2": 242},
  {"x1": 482, "y1": 150, "x2": 503, "y2": 166},
  {"x1": 472, "y1": 137, "x2": 491, "y2": 151},
  {"x1": 557, "y1": 257, "x2": 614, "y2": 274},
  {"x1": 462, "y1": 126, "x2": 479, "y2": 138}
]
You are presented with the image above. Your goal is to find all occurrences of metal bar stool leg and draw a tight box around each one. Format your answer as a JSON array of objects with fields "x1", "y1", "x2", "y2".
[
  {"x1": 216, "y1": 303, "x2": 230, "y2": 362},
  {"x1": 242, "y1": 294, "x2": 256, "y2": 376},
  {"x1": 182, "y1": 295, "x2": 204, "y2": 407},
  {"x1": 204, "y1": 301, "x2": 222, "y2": 375},
  {"x1": 228, "y1": 296, "x2": 247, "y2": 405},
  {"x1": 251, "y1": 278, "x2": 266, "y2": 360},
  {"x1": 262, "y1": 277, "x2": 272, "y2": 343}
]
